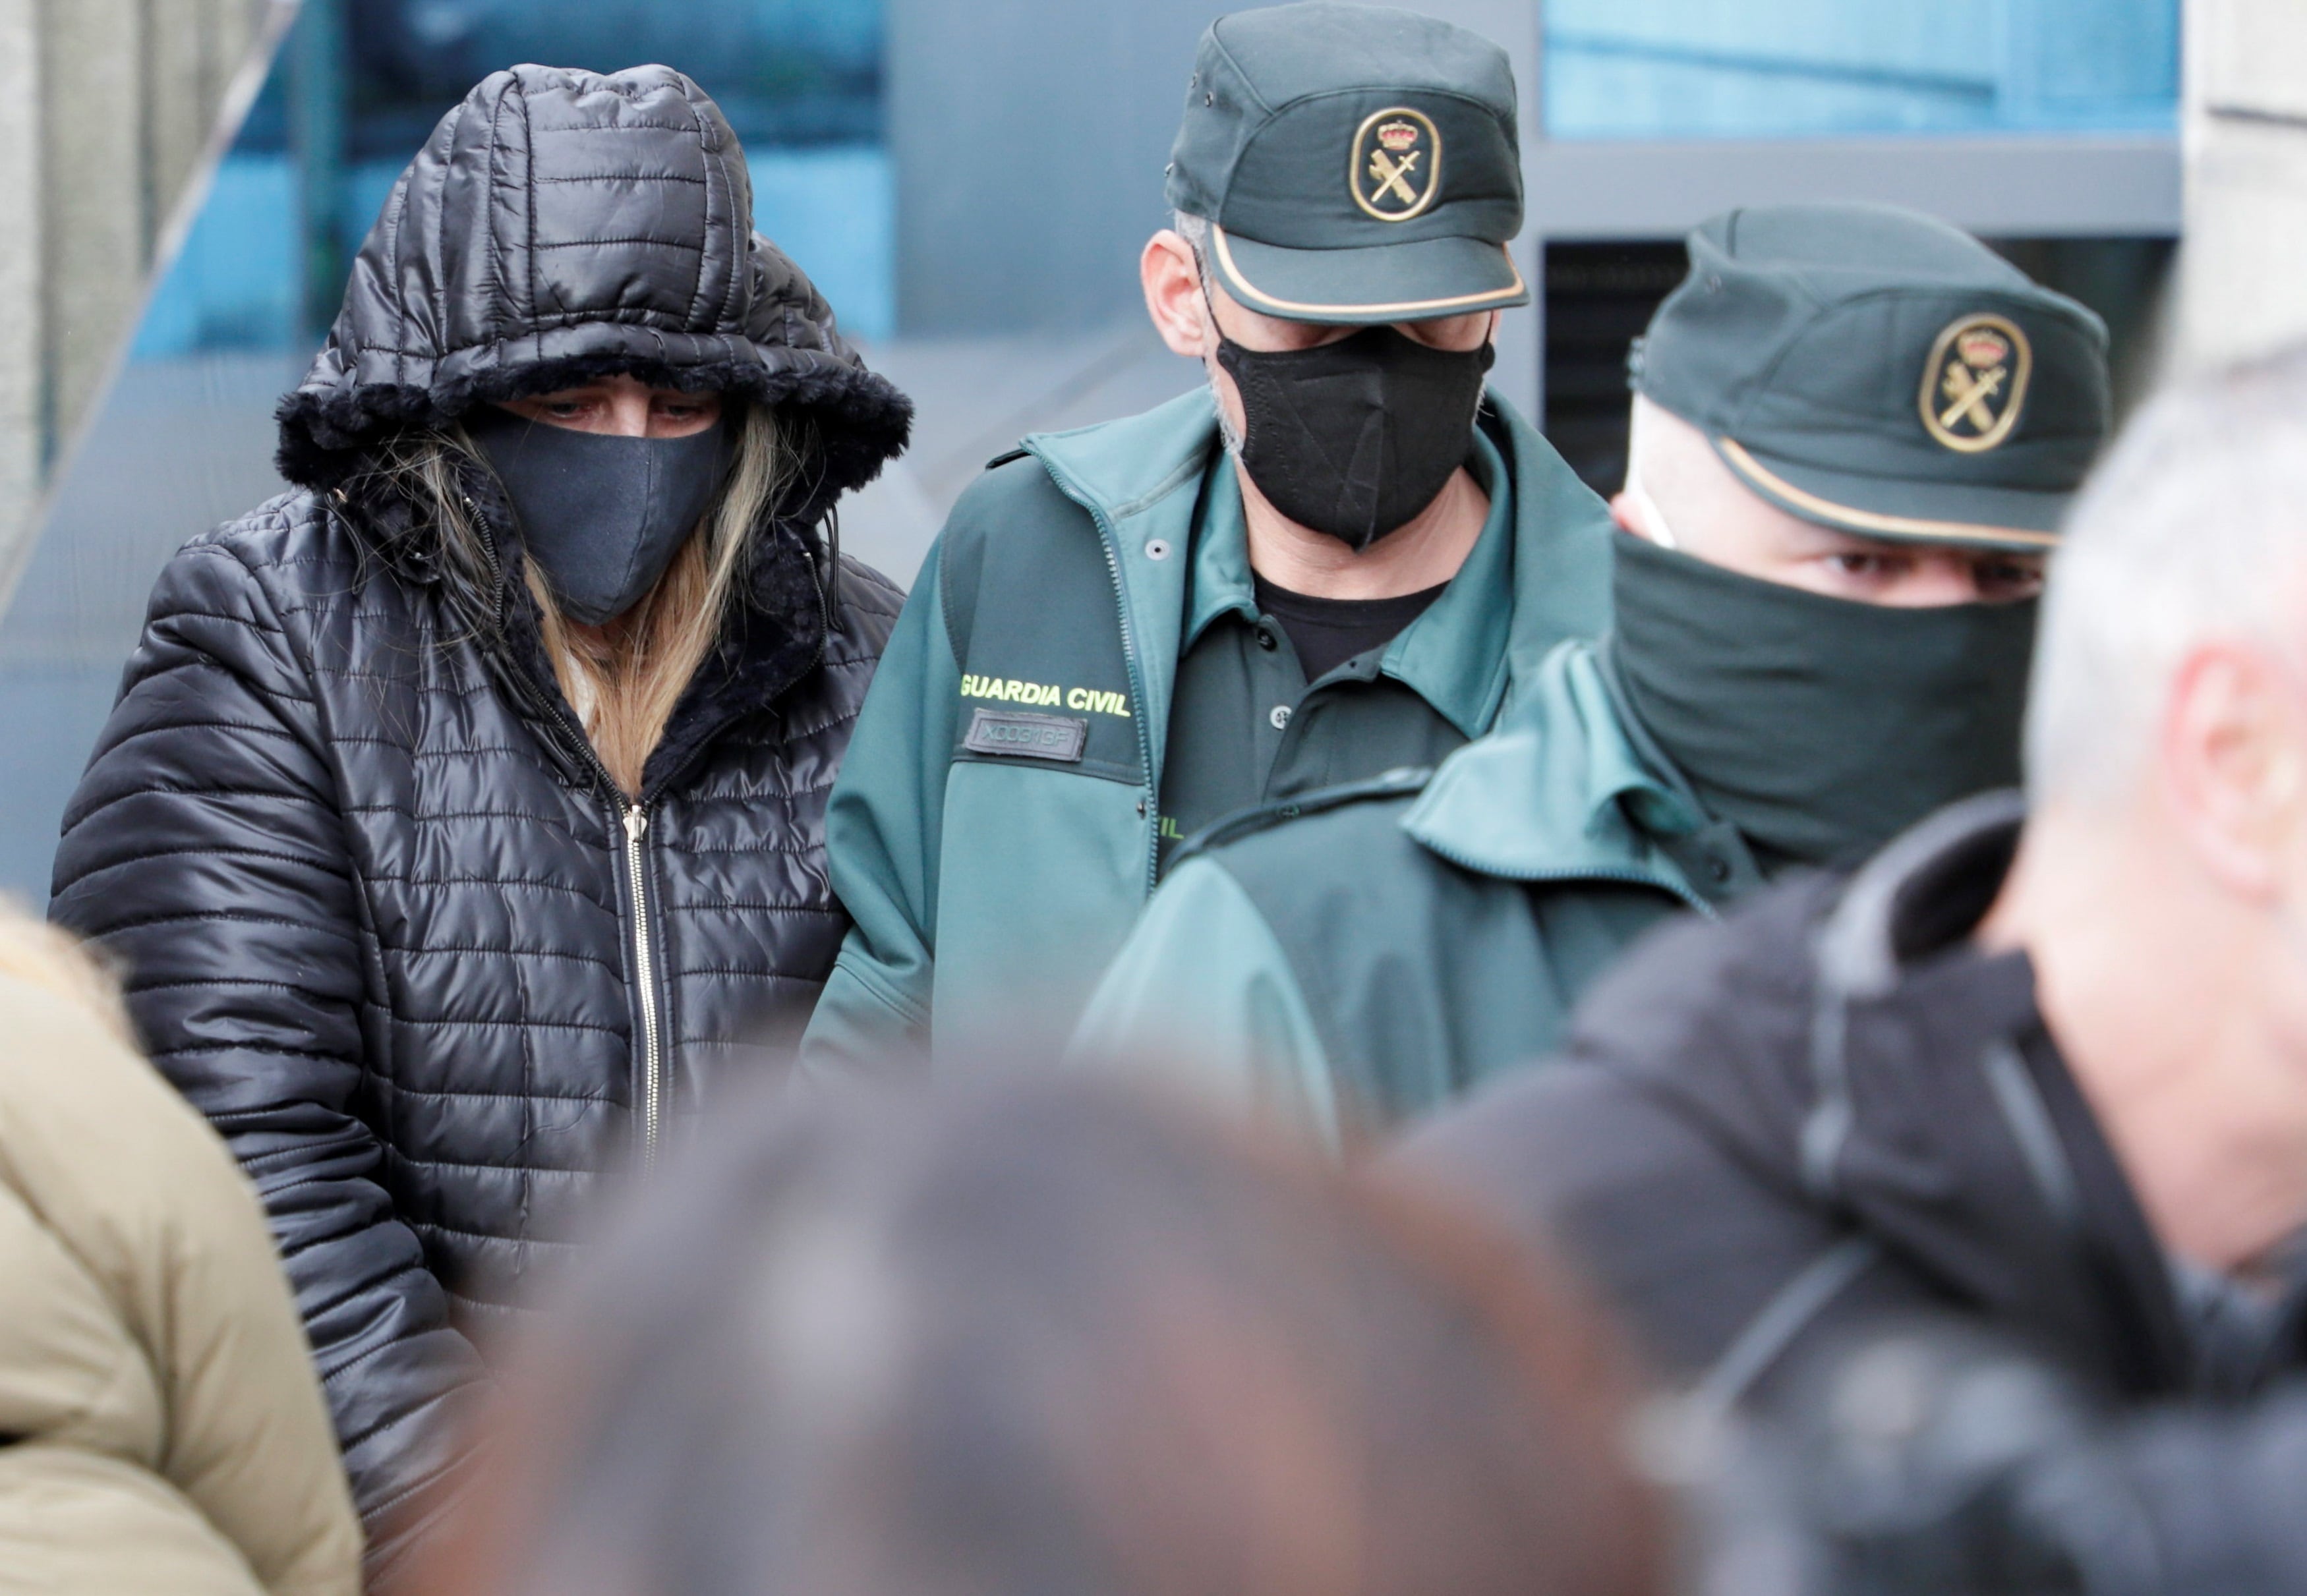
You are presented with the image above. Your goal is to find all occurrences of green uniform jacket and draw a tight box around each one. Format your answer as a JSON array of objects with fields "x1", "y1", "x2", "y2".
[
  {"x1": 802, "y1": 387, "x2": 1613, "y2": 1069},
  {"x1": 1069, "y1": 640, "x2": 1761, "y2": 1145}
]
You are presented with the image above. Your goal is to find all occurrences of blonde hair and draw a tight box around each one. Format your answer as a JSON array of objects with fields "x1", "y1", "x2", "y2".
[
  {"x1": 368, "y1": 403, "x2": 805, "y2": 796},
  {"x1": 0, "y1": 902, "x2": 136, "y2": 1050}
]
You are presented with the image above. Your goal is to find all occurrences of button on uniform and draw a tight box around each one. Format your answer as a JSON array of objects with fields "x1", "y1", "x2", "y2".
[{"x1": 1269, "y1": 704, "x2": 1293, "y2": 729}]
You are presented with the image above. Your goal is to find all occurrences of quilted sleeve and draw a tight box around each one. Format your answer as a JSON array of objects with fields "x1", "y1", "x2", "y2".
[{"x1": 47, "y1": 532, "x2": 487, "y2": 1580}]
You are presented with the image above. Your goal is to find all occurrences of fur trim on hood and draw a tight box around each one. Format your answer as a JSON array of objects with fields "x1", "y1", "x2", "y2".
[{"x1": 276, "y1": 63, "x2": 910, "y2": 528}]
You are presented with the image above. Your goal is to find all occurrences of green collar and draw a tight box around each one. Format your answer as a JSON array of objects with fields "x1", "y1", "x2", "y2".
[
  {"x1": 1179, "y1": 422, "x2": 1516, "y2": 740},
  {"x1": 1022, "y1": 385, "x2": 1615, "y2": 780},
  {"x1": 1023, "y1": 390, "x2": 1225, "y2": 783},
  {"x1": 1387, "y1": 428, "x2": 1513, "y2": 737},
  {"x1": 1399, "y1": 639, "x2": 1716, "y2": 906},
  {"x1": 1024, "y1": 387, "x2": 1221, "y2": 520},
  {"x1": 1181, "y1": 452, "x2": 1253, "y2": 648}
]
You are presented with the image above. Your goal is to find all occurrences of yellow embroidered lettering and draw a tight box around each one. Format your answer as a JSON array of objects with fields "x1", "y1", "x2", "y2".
[{"x1": 961, "y1": 675, "x2": 1130, "y2": 718}]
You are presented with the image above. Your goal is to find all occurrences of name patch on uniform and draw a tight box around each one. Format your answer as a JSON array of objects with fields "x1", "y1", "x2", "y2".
[{"x1": 963, "y1": 708, "x2": 1089, "y2": 764}]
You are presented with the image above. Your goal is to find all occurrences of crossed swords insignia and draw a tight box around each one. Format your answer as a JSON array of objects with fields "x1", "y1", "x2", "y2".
[
  {"x1": 1366, "y1": 147, "x2": 1422, "y2": 208},
  {"x1": 1939, "y1": 358, "x2": 2006, "y2": 434}
]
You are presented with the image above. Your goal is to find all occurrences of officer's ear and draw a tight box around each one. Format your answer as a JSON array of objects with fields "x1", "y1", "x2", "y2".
[
  {"x1": 2159, "y1": 639, "x2": 2307, "y2": 904},
  {"x1": 1142, "y1": 230, "x2": 1213, "y2": 360},
  {"x1": 1608, "y1": 492, "x2": 1656, "y2": 542}
]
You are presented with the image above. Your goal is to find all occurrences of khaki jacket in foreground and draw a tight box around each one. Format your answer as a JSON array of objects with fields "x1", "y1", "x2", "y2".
[{"x1": 0, "y1": 959, "x2": 361, "y2": 1595}]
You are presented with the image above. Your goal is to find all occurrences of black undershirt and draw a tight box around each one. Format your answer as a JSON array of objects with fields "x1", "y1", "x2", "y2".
[{"x1": 1251, "y1": 573, "x2": 1449, "y2": 682}]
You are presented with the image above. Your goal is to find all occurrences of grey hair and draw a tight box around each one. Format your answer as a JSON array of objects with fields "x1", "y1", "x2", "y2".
[
  {"x1": 1170, "y1": 210, "x2": 1244, "y2": 453},
  {"x1": 2026, "y1": 345, "x2": 2307, "y2": 805}
]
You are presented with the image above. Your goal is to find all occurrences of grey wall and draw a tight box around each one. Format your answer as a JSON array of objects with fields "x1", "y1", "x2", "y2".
[
  {"x1": 889, "y1": 0, "x2": 1228, "y2": 337},
  {"x1": 2177, "y1": 0, "x2": 2307, "y2": 368},
  {"x1": 0, "y1": 0, "x2": 287, "y2": 615},
  {"x1": 887, "y1": 0, "x2": 1541, "y2": 407}
]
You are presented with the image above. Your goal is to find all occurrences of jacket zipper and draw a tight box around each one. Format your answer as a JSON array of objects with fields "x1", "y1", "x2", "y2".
[
  {"x1": 463, "y1": 490, "x2": 678, "y2": 1168},
  {"x1": 1029, "y1": 453, "x2": 1163, "y2": 895},
  {"x1": 622, "y1": 803, "x2": 664, "y2": 1169},
  {"x1": 459, "y1": 491, "x2": 839, "y2": 1168}
]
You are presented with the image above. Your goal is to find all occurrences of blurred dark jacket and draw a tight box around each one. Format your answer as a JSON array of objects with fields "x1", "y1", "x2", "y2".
[
  {"x1": 1397, "y1": 793, "x2": 2306, "y2": 1408},
  {"x1": 47, "y1": 65, "x2": 909, "y2": 1578}
]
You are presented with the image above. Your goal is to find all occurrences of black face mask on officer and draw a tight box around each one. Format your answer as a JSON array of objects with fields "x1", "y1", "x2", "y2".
[
  {"x1": 467, "y1": 405, "x2": 736, "y2": 626},
  {"x1": 1215, "y1": 326, "x2": 1493, "y2": 552},
  {"x1": 1606, "y1": 531, "x2": 2039, "y2": 873}
]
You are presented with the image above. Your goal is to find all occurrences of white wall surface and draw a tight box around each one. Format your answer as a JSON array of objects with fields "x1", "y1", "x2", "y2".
[{"x1": 2176, "y1": 0, "x2": 2307, "y2": 367}]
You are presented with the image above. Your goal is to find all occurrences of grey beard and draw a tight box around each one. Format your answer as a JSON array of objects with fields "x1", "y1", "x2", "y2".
[{"x1": 1206, "y1": 372, "x2": 1245, "y2": 455}]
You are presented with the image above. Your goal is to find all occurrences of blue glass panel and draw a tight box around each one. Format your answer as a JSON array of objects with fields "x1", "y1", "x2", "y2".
[
  {"x1": 133, "y1": 0, "x2": 891, "y2": 359},
  {"x1": 131, "y1": 157, "x2": 298, "y2": 358},
  {"x1": 1544, "y1": 0, "x2": 2178, "y2": 139},
  {"x1": 3, "y1": 0, "x2": 895, "y2": 902}
]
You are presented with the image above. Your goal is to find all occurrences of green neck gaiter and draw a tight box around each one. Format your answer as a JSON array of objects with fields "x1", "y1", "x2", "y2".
[{"x1": 1606, "y1": 531, "x2": 2038, "y2": 872}]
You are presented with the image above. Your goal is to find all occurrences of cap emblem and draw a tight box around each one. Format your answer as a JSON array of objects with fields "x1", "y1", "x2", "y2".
[
  {"x1": 1921, "y1": 312, "x2": 2033, "y2": 453},
  {"x1": 1351, "y1": 107, "x2": 1441, "y2": 222}
]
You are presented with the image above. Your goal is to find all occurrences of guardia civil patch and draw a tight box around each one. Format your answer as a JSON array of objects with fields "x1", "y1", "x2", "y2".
[
  {"x1": 1921, "y1": 313, "x2": 2031, "y2": 453},
  {"x1": 963, "y1": 708, "x2": 1088, "y2": 764},
  {"x1": 1351, "y1": 107, "x2": 1440, "y2": 222}
]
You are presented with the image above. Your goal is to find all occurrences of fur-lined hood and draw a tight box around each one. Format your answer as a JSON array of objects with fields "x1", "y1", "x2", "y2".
[{"x1": 275, "y1": 63, "x2": 910, "y2": 525}]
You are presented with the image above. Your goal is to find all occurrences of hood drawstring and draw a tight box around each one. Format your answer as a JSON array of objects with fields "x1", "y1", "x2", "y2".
[{"x1": 817, "y1": 504, "x2": 845, "y2": 637}]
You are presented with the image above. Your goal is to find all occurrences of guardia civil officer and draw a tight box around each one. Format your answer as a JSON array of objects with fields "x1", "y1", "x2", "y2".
[
  {"x1": 1399, "y1": 352, "x2": 2307, "y2": 1595},
  {"x1": 802, "y1": 3, "x2": 1615, "y2": 1068},
  {"x1": 1072, "y1": 203, "x2": 2111, "y2": 1141}
]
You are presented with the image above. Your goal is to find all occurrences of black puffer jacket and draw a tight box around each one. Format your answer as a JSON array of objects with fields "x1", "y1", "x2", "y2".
[{"x1": 49, "y1": 65, "x2": 911, "y2": 1576}]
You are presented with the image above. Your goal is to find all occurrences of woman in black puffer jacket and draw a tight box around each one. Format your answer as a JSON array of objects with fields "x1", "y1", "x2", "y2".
[{"x1": 48, "y1": 65, "x2": 910, "y2": 1580}]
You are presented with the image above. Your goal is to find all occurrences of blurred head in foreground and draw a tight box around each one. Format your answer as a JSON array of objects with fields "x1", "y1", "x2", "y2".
[
  {"x1": 423, "y1": 1076, "x2": 1662, "y2": 1596},
  {"x1": 2000, "y1": 342, "x2": 2307, "y2": 1275}
]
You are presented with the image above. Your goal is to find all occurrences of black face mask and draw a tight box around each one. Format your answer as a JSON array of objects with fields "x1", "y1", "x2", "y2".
[
  {"x1": 467, "y1": 407, "x2": 736, "y2": 625},
  {"x1": 1216, "y1": 326, "x2": 1492, "y2": 551},
  {"x1": 1606, "y1": 532, "x2": 2039, "y2": 872}
]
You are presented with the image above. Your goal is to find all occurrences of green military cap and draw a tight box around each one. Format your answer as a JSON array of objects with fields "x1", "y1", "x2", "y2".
[
  {"x1": 1165, "y1": 1, "x2": 1529, "y2": 325},
  {"x1": 1633, "y1": 203, "x2": 2113, "y2": 551}
]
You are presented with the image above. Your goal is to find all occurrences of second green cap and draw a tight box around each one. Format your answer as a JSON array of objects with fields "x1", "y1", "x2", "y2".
[{"x1": 1635, "y1": 203, "x2": 2113, "y2": 551}]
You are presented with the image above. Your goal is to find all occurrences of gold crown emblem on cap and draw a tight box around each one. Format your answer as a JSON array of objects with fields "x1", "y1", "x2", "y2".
[
  {"x1": 1956, "y1": 327, "x2": 2011, "y2": 370},
  {"x1": 1351, "y1": 107, "x2": 1442, "y2": 222},
  {"x1": 1921, "y1": 312, "x2": 2033, "y2": 453}
]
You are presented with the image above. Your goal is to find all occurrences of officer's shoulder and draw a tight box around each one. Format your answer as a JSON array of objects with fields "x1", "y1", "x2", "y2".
[
  {"x1": 1179, "y1": 767, "x2": 1438, "y2": 872},
  {"x1": 944, "y1": 444, "x2": 1063, "y2": 521},
  {"x1": 932, "y1": 445, "x2": 1079, "y2": 563}
]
